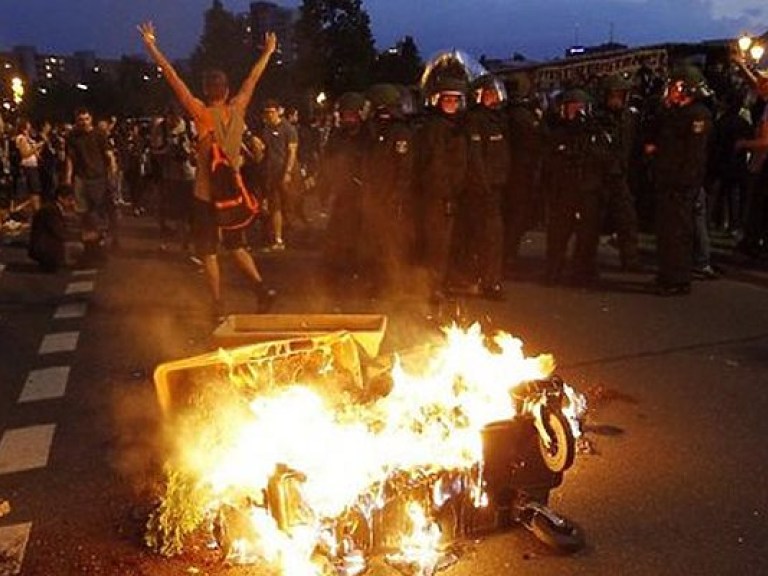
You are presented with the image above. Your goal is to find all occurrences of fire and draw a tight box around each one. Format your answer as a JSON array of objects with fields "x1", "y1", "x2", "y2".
[{"x1": 149, "y1": 323, "x2": 585, "y2": 574}]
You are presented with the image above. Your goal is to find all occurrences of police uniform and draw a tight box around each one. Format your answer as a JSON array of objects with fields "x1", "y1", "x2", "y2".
[
  {"x1": 504, "y1": 96, "x2": 543, "y2": 267},
  {"x1": 418, "y1": 96, "x2": 469, "y2": 298},
  {"x1": 543, "y1": 92, "x2": 608, "y2": 284},
  {"x1": 321, "y1": 96, "x2": 368, "y2": 276},
  {"x1": 652, "y1": 101, "x2": 712, "y2": 290},
  {"x1": 595, "y1": 102, "x2": 642, "y2": 269},
  {"x1": 360, "y1": 104, "x2": 415, "y2": 291},
  {"x1": 464, "y1": 99, "x2": 509, "y2": 295}
]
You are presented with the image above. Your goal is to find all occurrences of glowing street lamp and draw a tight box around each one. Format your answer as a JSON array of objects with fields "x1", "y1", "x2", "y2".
[
  {"x1": 750, "y1": 44, "x2": 765, "y2": 64},
  {"x1": 738, "y1": 34, "x2": 753, "y2": 54},
  {"x1": 10, "y1": 76, "x2": 24, "y2": 105}
]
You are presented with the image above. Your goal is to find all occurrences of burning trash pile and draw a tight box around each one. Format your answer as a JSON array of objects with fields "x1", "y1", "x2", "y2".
[{"x1": 147, "y1": 323, "x2": 587, "y2": 575}]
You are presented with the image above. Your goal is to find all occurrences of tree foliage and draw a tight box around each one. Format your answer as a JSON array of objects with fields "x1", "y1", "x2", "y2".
[
  {"x1": 189, "y1": 0, "x2": 252, "y2": 93},
  {"x1": 372, "y1": 35, "x2": 424, "y2": 86},
  {"x1": 295, "y1": 0, "x2": 377, "y2": 96}
]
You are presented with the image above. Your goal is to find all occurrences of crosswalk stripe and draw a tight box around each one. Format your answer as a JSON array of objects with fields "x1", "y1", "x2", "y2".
[
  {"x1": 18, "y1": 367, "x2": 70, "y2": 403},
  {"x1": 38, "y1": 332, "x2": 79, "y2": 355},
  {"x1": 0, "y1": 522, "x2": 32, "y2": 575},
  {"x1": 71, "y1": 269, "x2": 97, "y2": 277},
  {"x1": 65, "y1": 281, "x2": 95, "y2": 295},
  {"x1": 0, "y1": 425, "x2": 56, "y2": 474},
  {"x1": 53, "y1": 302, "x2": 88, "y2": 320}
]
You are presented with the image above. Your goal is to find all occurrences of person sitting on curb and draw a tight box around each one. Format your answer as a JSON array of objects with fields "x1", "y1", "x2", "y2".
[{"x1": 28, "y1": 184, "x2": 81, "y2": 273}]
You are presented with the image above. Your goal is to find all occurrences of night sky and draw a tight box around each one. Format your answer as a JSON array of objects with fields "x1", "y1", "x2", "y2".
[{"x1": 0, "y1": 0, "x2": 766, "y2": 61}]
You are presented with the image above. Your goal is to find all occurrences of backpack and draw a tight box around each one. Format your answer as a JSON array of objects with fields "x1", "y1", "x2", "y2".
[{"x1": 210, "y1": 140, "x2": 259, "y2": 230}]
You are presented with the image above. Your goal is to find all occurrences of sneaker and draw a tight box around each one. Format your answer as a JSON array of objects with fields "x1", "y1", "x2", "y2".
[
  {"x1": 271, "y1": 241, "x2": 286, "y2": 251},
  {"x1": 480, "y1": 282, "x2": 506, "y2": 301},
  {"x1": 692, "y1": 265, "x2": 719, "y2": 281},
  {"x1": 255, "y1": 286, "x2": 277, "y2": 313},
  {"x1": 653, "y1": 283, "x2": 691, "y2": 296}
]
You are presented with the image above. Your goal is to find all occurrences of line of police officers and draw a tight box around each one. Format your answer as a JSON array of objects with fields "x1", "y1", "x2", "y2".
[{"x1": 318, "y1": 63, "x2": 713, "y2": 308}]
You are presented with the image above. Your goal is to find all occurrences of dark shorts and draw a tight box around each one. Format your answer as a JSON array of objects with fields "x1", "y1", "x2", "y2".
[
  {"x1": 22, "y1": 166, "x2": 42, "y2": 195},
  {"x1": 191, "y1": 197, "x2": 248, "y2": 256}
]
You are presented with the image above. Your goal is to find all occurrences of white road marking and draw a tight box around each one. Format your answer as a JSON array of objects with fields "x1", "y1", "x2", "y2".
[
  {"x1": 65, "y1": 281, "x2": 94, "y2": 295},
  {"x1": 18, "y1": 367, "x2": 69, "y2": 403},
  {"x1": 53, "y1": 301, "x2": 87, "y2": 320},
  {"x1": 0, "y1": 425, "x2": 56, "y2": 474},
  {"x1": 71, "y1": 268, "x2": 97, "y2": 277},
  {"x1": 0, "y1": 522, "x2": 32, "y2": 575},
  {"x1": 38, "y1": 332, "x2": 79, "y2": 355}
]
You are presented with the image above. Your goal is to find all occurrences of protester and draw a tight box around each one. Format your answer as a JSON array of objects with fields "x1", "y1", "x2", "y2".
[
  {"x1": 27, "y1": 184, "x2": 80, "y2": 273},
  {"x1": 138, "y1": 21, "x2": 277, "y2": 319}
]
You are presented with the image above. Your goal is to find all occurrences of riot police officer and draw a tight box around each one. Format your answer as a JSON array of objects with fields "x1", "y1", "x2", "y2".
[
  {"x1": 321, "y1": 92, "x2": 368, "y2": 281},
  {"x1": 542, "y1": 88, "x2": 609, "y2": 285},
  {"x1": 504, "y1": 72, "x2": 544, "y2": 272},
  {"x1": 359, "y1": 83, "x2": 416, "y2": 294},
  {"x1": 595, "y1": 73, "x2": 643, "y2": 271},
  {"x1": 645, "y1": 65, "x2": 713, "y2": 295},
  {"x1": 417, "y1": 76, "x2": 470, "y2": 307},
  {"x1": 462, "y1": 74, "x2": 510, "y2": 299}
]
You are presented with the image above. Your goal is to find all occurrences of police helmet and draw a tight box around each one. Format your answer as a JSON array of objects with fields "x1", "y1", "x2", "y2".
[
  {"x1": 601, "y1": 73, "x2": 632, "y2": 93},
  {"x1": 561, "y1": 88, "x2": 592, "y2": 104},
  {"x1": 667, "y1": 64, "x2": 711, "y2": 99},
  {"x1": 506, "y1": 73, "x2": 532, "y2": 99},
  {"x1": 471, "y1": 74, "x2": 508, "y2": 108},
  {"x1": 336, "y1": 91, "x2": 366, "y2": 113},
  {"x1": 367, "y1": 83, "x2": 402, "y2": 111},
  {"x1": 427, "y1": 76, "x2": 468, "y2": 110}
]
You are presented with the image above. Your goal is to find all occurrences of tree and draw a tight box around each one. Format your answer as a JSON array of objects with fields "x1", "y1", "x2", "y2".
[
  {"x1": 373, "y1": 35, "x2": 423, "y2": 86},
  {"x1": 295, "y1": 0, "x2": 377, "y2": 96},
  {"x1": 189, "y1": 0, "x2": 252, "y2": 92}
]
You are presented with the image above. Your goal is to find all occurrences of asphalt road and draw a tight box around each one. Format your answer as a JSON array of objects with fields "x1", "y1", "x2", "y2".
[{"x1": 1, "y1": 211, "x2": 767, "y2": 575}]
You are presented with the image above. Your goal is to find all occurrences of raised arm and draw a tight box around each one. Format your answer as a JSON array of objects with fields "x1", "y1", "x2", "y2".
[
  {"x1": 231, "y1": 32, "x2": 278, "y2": 111},
  {"x1": 138, "y1": 22, "x2": 205, "y2": 119}
]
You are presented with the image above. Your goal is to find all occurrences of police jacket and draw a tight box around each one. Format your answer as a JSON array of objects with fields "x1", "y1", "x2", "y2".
[
  {"x1": 595, "y1": 106, "x2": 639, "y2": 177},
  {"x1": 507, "y1": 100, "x2": 543, "y2": 175},
  {"x1": 363, "y1": 113, "x2": 414, "y2": 211},
  {"x1": 544, "y1": 114, "x2": 609, "y2": 193},
  {"x1": 418, "y1": 110, "x2": 468, "y2": 204},
  {"x1": 650, "y1": 101, "x2": 712, "y2": 190},
  {"x1": 466, "y1": 105, "x2": 510, "y2": 192}
]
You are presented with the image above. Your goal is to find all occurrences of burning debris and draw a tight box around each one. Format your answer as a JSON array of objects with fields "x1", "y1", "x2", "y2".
[{"x1": 148, "y1": 323, "x2": 587, "y2": 574}]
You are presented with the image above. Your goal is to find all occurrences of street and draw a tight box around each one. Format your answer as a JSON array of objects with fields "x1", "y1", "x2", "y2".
[{"x1": 1, "y1": 211, "x2": 768, "y2": 576}]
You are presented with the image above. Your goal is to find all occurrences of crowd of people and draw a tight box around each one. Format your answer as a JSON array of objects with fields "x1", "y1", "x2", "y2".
[{"x1": 1, "y1": 28, "x2": 767, "y2": 318}]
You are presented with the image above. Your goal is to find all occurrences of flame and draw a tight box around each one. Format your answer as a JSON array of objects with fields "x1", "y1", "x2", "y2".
[
  {"x1": 387, "y1": 501, "x2": 442, "y2": 575},
  {"x1": 160, "y1": 323, "x2": 579, "y2": 574}
]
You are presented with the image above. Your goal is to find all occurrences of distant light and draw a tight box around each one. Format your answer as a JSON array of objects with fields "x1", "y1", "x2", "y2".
[
  {"x1": 738, "y1": 34, "x2": 753, "y2": 53},
  {"x1": 2, "y1": 102, "x2": 11, "y2": 110},
  {"x1": 76, "y1": 83, "x2": 89, "y2": 90},
  {"x1": 750, "y1": 44, "x2": 765, "y2": 63},
  {"x1": 93, "y1": 66, "x2": 100, "y2": 73},
  {"x1": 316, "y1": 92, "x2": 327, "y2": 105},
  {"x1": 39, "y1": 87, "x2": 48, "y2": 94},
  {"x1": 11, "y1": 77, "x2": 24, "y2": 104},
  {"x1": 142, "y1": 74, "x2": 150, "y2": 81},
  {"x1": 3, "y1": 63, "x2": 11, "y2": 70},
  {"x1": 46, "y1": 72, "x2": 53, "y2": 79}
]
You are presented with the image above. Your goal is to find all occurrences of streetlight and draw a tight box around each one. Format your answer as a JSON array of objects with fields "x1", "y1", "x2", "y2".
[
  {"x1": 738, "y1": 34, "x2": 753, "y2": 54},
  {"x1": 750, "y1": 44, "x2": 765, "y2": 65},
  {"x1": 10, "y1": 76, "x2": 24, "y2": 105}
]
